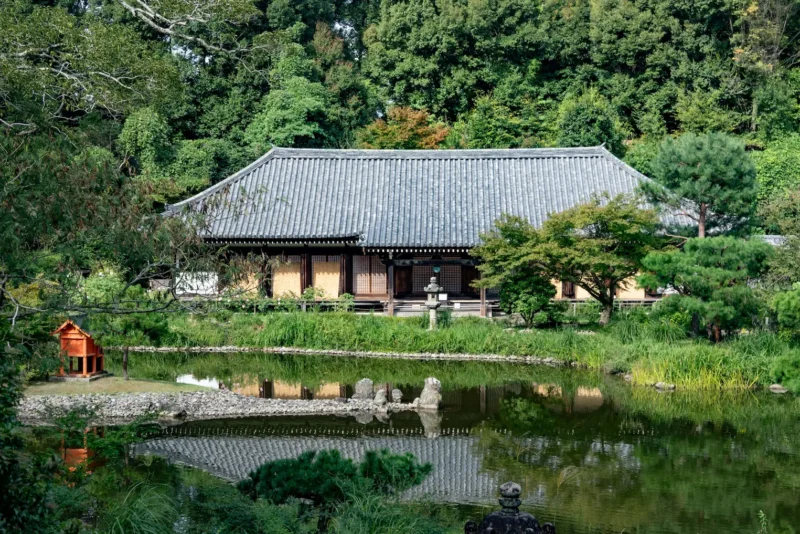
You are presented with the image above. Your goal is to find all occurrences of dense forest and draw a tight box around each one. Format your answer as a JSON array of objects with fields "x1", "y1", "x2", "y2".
[{"x1": 2, "y1": 0, "x2": 800, "y2": 208}]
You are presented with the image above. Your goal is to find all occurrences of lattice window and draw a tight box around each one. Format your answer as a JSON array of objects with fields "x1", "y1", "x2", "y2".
[
  {"x1": 411, "y1": 256, "x2": 461, "y2": 294},
  {"x1": 353, "y1": 255, "x2": 386, "y2": 295},
  {"x1": 312, "y1": 255, "x2": 340, "y2": 263}
]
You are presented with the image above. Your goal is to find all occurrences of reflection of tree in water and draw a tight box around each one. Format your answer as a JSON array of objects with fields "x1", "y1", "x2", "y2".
[{"x1": 474, "y1": 385, "x2": 800, "y2": 533}]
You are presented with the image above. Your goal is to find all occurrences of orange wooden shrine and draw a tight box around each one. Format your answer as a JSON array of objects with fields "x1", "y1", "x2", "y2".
[{"x1": 53, "y1": 319, "x2": 105, "y2": 377}]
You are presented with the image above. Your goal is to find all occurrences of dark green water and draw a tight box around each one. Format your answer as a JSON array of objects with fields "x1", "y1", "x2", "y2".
[{"x1": 119, "y1": 352, "x2": 800, "y2": 534}]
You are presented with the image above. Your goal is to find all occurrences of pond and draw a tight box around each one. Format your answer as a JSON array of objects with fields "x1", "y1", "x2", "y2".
[{"x1": 114, "y1": 352, "x2": 800, "y2": 534}]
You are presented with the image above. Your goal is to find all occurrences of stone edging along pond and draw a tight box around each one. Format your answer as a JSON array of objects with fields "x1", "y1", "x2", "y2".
[{"x1": 109, "y1": 345, "x2": 574, "y2": 366}]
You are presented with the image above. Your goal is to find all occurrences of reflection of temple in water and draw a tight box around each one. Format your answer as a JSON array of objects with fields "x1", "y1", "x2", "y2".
[
  {"x1": 230, "y1": 378, "x2": 604, "y2": 416},
  {"x1": 135, "y1": 381, "x2": 607, "y2": 503}
]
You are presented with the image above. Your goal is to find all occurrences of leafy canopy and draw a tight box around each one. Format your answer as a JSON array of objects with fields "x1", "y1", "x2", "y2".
[{"x1": 556, "y1": 88, "x2": 626, "y2": 156}]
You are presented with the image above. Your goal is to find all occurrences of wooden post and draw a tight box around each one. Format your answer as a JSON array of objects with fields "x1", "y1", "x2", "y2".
[
  {"x1": 122, "y1": 347, "x2": 129, "y2": 381},
  {"x1": 387, "y1": 263, "x2": 395, "y2": 316},
  {"x1": 480, "y1": 385, "x2": 486, "y2": 414},
  {"x1": 480, "y1": 287, "x2": 487, "y2": 318},
  {"x1": 344, "y1": 253, "x2": 353, "y2": 295},
  {"x1": 302, "y1": 253, "x2": 312, "y2": 291}
]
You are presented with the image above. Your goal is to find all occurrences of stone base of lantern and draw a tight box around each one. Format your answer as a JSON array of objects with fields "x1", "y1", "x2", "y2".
[{"x1": 49, "y1": 371, "x2": 114, "y2": 383}]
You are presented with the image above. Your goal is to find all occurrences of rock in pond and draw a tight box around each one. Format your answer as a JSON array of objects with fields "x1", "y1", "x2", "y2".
[
  {"x1": 373, "y1": 389, "x2": 387, "y2": 406},
  {"x1": 391, "y1": 388, "x2": 403, "y2": 403},
  {"x1": 418, "y1": 377, "x2": 442, "y2": 410},
  {"x1": 353, "y1": 378, "x2": 374, "y2": 400},
  {"x1": 769, "y1": 383, "x2": 789, "y2": 394}
]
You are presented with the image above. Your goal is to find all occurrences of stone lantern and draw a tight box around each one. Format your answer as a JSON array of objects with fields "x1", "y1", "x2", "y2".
[
  {"x1": 423, "y1": 274, "x2": 442, "y2": 330},
  {"x1": 464, "y1": 482, "x2": 555, "y2": 534}
]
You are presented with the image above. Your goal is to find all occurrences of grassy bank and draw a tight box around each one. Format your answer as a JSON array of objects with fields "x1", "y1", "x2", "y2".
[
  {"x1": 25, "y1": 377, "x2": 207, "y2": 395},
  {"x1": 129, "y1": 312, "x2": 799, "y2": 390}
]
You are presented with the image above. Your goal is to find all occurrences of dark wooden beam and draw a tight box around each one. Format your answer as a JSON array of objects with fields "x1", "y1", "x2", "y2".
[
  {"x1": 302, "y1": 253, "x2": 312, "y2": 290},
  {"x1": 387, "y1": 263, "x2": 395, "y2": 316},
  {"x1": 392, "y1": 258, "x2": 478, "y2": 267}
]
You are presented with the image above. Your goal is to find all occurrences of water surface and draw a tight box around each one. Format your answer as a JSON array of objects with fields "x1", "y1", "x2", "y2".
[{"x1": 119, "y1": 352, "x2": 800, "y2": 534}]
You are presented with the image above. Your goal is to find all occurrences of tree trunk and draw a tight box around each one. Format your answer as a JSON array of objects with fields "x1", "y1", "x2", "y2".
[
  {"x1": 751, "y1": 96, "x2": 758, "y2": 133},
  {"x1": 599, "y1": 301, "x2": 613, "y2": 326},
  {"x1": 691, "y1": 313, "x2": 700, "y2": 337},
  {"x1": 698, "y1": 204, "x2": 707, "y2": 238},
  {"x1": 122, "y1": 346, "x2": 129, "y2": 381}
]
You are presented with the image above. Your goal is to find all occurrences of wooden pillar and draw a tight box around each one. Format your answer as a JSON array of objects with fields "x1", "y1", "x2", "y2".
[
  {"x1": 344, "y1": 253, "x2": 354, "y2": 295},
  {"x1": 480, "y1": 287, "x2": 487, "y2": 318},
  {"x1": 302, "y1": 253, "x2": 312, "y2": 291},
  {"x1": 387, "y1": 263, "x2": 395, "y2": 316},
  {"x1": 264, "y1": 255, "x2": 273, "y2": 298},
  {"x1": 480, "y1": 385, "x2": 487, "y2": 414}
]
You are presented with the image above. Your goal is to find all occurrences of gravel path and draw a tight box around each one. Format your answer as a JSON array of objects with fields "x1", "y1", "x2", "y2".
[{"x1": 18, "y1": 390, "x2": 417, "y2": 425}]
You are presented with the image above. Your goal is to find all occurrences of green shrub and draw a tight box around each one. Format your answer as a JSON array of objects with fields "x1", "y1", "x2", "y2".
[
  {"x1": 238, "y1": 449, "x2": 431, "y2": 506},
  {"x1": 253, "y1": 500, "x2": 316, "y2": 534},
  {"x1": 359, "y1": 450, "x2": 432, "y2": 495},
  {"x1": 773, "y1": 287, "x2": 800, "y2": 338},
  {"x1": 770, "y1": 354, "x2": 800, "y2": 393}
]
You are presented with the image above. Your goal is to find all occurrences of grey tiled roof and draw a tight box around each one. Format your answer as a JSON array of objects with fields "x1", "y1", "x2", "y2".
[
  {"x1": 136, "y1": 434, "x2": 500, "y2": 503},
  {"x1": 167, "y1": 147, "x2": 669, "y2": 249}
]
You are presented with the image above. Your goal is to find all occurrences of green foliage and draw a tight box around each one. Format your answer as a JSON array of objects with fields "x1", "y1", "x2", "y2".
[
  {"x1": 612, "y1": 312, "x2": 686, "y2": 344},
  {"x1": 675, "y1": 89, "x2": 742, "y2": 134},
  {"x1": 556, "y1": 88, "x2": 626, "y2": 155},
  {"x1": 753, "y1": 78, "x2": 800, "y2": 141},
  {"x1": 0, "y1": 346, "x2": 53, "y2": 533},
  {"x1": 96, "y1": 482, "x2": 179, "y2": 534},
  {"x1": 358, "y1": 450, "x2": 433, "y2": 495},
  {"x1": 449, "y1": 96, "x2": 527, "y2": 149},
  {"x1": 773, "y1": 286, "x2": 800, "y2": 337},
  {"x1": 119, "y1": 108, "x2": 173, "y2": 169},
  {"x1": 623, "y1": 137, "x2": 661, "y2": 176},
  {"x1": 640, "y1": 237, "x2": 773, "y2": 339},
  {"x1": 0, "y1": 1, "x2": 180, "y2": 130},
  {"x1": 759, "y1": 190, "x2": 800, "y2": 285},
  {"x1": 770, "y1": 354, "x2": 800, "y2": 393},
  {"x1": 238, "y1": 449, "x2": 431, "y2": 510},
  {"x1": 646, "y1": 132, "x2": 758, "y2": 237},
  {"x1": 496, "y1": 266, "x2": 558, "y2": 328},
  {"x1": 81, "y1": 268, "x2": 170, "y2": 349},
  {"x1": 752, "y1": 135, "x2": 800, "y2": 202},
  {"x1": 330, "y1": 491, "x2": 450, "y2": 534},
  {"x1": 245, "y1": 76, "x2": 331, "y2": 151}
]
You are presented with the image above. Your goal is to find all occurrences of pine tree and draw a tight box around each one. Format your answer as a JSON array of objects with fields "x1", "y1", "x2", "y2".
[{"x1": 644, "y1": 133, "x2": 758, "y2": 237}]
